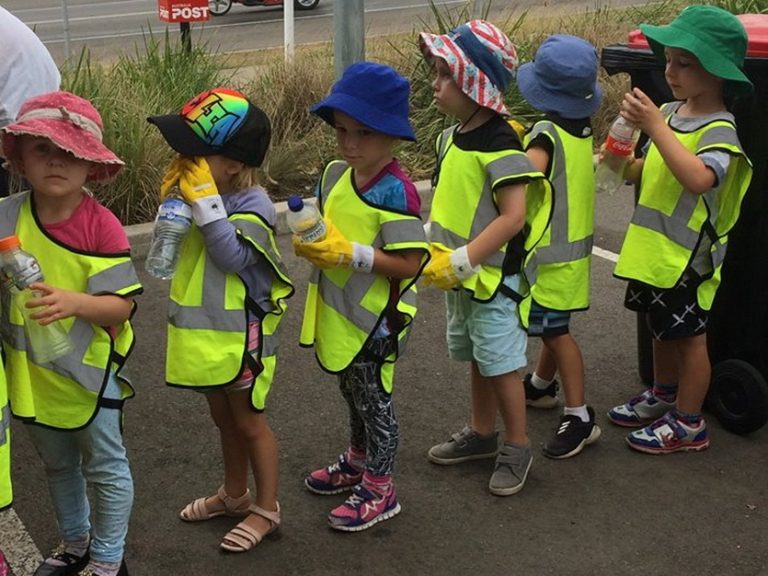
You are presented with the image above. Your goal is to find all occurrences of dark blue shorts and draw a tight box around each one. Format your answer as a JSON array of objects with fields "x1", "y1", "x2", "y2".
[
  {"x1": 624, "y1": 278, "x2": 708, "y2": 340},
  {"x1": 527, "y1": 300, "x2": 571, "y2": 337}
]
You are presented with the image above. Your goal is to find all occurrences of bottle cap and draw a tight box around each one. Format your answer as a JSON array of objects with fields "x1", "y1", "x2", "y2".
[
  {"x1": 0, "y1": 235, "x2": 21, "y2": 252},
  {"x1": 287, "y1": 195, "x2": 304, "y2": 212}
]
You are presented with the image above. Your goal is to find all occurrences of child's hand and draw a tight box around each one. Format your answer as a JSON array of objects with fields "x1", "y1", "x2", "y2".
[
  {"x1": 621, "y1": 88, "x2": 664, "y2": 136},
  {"x1": 25, "y1": 283, "x2": 82, "y2": 325}
]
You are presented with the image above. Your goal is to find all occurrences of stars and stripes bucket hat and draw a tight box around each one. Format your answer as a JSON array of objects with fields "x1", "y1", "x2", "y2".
[{"x1": 420, "y1": 19, "x2": 518, "y2": 116}]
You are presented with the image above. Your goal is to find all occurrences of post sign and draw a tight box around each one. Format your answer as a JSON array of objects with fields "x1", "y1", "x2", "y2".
[{"x1": 158, "y1": 0, "x2": 210, "y2": 23}]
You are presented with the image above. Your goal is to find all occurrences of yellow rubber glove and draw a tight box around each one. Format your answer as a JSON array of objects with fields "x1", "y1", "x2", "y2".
[
  {"x1": 508, "y1": 119, "x2": 527, "y2": 140},
  {"x1": 422, "y1": 246, "x2": 460, "y2": 290},
  {"x1": 159, "y1": 157, "x2": 188, "y2": 199},
  {"x1": 293, "y1": 219, "x2": 375, "y2": 272},
  {"x1": 177, "y1": 156, "x2": 226, "y2": 226},
  {"x1": 178, "y1": 156, "x2": 219, "y2": 202},
  {"x1": 422, "y1": 245, "x2": 479, "y2": 290}
]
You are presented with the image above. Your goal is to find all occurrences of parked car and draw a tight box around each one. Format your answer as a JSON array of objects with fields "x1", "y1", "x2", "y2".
[{"x1": 208, "y1": 0, "x2": 320, "y2": 16}]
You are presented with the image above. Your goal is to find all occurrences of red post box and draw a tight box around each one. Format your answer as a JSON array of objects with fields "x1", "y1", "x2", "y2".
[{"x1": 158, "y1": 0, "x2": 210, "y2": 23}]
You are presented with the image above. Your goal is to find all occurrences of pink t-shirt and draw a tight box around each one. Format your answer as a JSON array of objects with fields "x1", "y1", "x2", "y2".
[{"x1": 43, "y1": 193, "x2": 130, "y2": 253}]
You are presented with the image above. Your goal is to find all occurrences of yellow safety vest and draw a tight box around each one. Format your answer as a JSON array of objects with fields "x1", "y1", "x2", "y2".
[
  {"x1": 519, "y1": 121, "x2": 594, "y2": 325},
  {"x1": 430, "y1": 125, "x2": 551, "y2": 302},
  {"x1": 0, "y1": 192, "x2": 141, "y2": 430},
  {"x1": 299, "y1": 161, "x2": 428, "y2": 393},
  {"x1": 615, "y1": 102, "x2": 753, "y2": 310},
  {"x1": 0, "y1": 368, "x2": 10, "y2": 510},
  {"x1": 166, "y1": 212, "x2": 293, "y2": 410}
]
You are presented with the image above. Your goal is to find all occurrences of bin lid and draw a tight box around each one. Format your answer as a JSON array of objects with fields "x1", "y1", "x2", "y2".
[{"x1": 627, "y1": 14, "x2": 768, "y2": 58}]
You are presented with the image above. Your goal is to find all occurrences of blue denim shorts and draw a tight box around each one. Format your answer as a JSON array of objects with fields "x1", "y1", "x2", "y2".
[{"x1": 445, "y1": 275, "x2": 528, "y2": 377}]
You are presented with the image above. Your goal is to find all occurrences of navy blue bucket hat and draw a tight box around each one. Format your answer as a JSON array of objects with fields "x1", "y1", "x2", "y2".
[
  {"x1": 310, "y1": 61, "x2": 416, "y2": 141},
  {"x1": 516, "y1": 35, "x2": 603, "y2": 119}
]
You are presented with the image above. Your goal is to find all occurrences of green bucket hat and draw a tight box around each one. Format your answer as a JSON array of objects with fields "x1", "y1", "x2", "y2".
[{"x1": 640, "y1": 4, "x2": 753, "y2": 96}]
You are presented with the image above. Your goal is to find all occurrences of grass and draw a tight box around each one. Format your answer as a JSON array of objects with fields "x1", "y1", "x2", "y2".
[{"x1": 58, "y1": 0, "x2": 759, "y2": 225}]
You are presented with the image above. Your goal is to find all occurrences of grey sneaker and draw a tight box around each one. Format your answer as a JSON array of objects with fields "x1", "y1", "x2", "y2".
[
  {"x1": 427, "y1": 426, "x2": 498, "y2": 465},
  {"x1": 488, "y1": 443, "x2": 532, "y2": 496}
]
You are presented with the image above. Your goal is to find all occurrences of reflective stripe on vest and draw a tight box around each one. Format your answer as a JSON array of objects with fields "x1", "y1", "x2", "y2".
[
  {"x1": 0, "y1": 400, "x2": 10, "y2": 509},
  {"x1": 430, "y1": 126, "x2": 549, "y2": 301},
  {"x1": 299, "y1": 161, "x2": 428, "y2": 391},
  {"x1": 0, "y1": 192, "x2": 140, "y2": 430},
  {"x1": 520, "y1": 121, "x2": 594, "y2": 324},
  {"x1": 615, "y1": 103, "x2": 752, "y2": 310},
  {"x1": 166, "y1": 211, "x2": 293, "y2": 410}
]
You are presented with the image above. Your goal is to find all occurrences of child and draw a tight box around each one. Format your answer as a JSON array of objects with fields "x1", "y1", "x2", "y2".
[
  {"x1": 148, "y1": 88, "x2": 293, "y2": 550},
  {"x1": 293, "y1": 61, "x2": 428, "y2": 531},
  {"x1": 419, "y1": 20, "x2": 549, "y2": 495},
  {"x1": 607, "y1": 5, "x2": 753, "y2": 453},
  {"x1": 515, "y1": 35, "x2": 602, "y2": 459},
  {"x1": 0, "y1": 92, "x2": 142, "y2": 576}
]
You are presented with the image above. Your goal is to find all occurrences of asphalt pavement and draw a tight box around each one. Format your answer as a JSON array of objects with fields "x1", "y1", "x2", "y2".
[{"x1": 2, "y1": 187, "x2": 768, "y2": 576}]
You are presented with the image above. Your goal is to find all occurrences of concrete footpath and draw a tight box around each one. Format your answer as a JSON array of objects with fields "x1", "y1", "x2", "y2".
[{"x1": 3, "y1": 184, "x2": 768, "y2": 576}]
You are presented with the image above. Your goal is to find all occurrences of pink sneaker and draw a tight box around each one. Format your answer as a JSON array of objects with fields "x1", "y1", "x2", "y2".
[
  {"x1": 305, "y1": 452, "x2": 363, "y2": 495},
  {"x1": 328, "y1": 481, "x2": 401, "y2": 532}
]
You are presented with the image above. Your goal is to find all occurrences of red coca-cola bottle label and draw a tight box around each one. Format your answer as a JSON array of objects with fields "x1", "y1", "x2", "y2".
[{"x1": 605, "y1": 133, "x2": 634, "y2": 156}]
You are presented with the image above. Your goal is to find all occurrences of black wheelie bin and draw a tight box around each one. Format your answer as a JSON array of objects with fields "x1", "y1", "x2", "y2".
[{"x1": 600, "y1": 15, "x2": 768, "y2": 434}]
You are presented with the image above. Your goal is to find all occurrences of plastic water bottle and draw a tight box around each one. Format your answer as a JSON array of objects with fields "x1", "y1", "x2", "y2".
[
  {"x1": 286, "y1": 195, "x2": 326, "y2": 242},
  {"x1": 0, "y1": 235, "x2": 74, "y2": 364},
  {"x1": 145, "y1": 188, "x2": 193, "y2": 279},
  {"x1": 595, "y1": 116, "x2": 640, "y2": 195}
]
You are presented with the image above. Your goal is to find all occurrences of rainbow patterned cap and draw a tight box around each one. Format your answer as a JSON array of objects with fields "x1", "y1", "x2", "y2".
[{"x1": 148, "y1": 88, "x2": 271, "y2": 167}]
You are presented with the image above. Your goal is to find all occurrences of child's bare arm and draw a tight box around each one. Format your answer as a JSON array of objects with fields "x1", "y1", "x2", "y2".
[
  {"x1": 622, "y1": 88, "x2": 716, "y2": 194},
  {"x1": 26, "y1": 282, "x2": 133, "y2": 326},
  {"x1": 466, "y1": 182, "x2": 525, "y2": 267},
  {"x1": 373, "y1": 248, "x2": 424, "y2": 279},
  {"x1": 526, "y1": 145, "x2": 549, "y2": 173}
]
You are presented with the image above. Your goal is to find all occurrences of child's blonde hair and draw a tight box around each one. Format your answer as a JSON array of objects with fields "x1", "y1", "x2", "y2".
[{"x1": 230, "y1": 165, "x2": 261, "y2": 192}]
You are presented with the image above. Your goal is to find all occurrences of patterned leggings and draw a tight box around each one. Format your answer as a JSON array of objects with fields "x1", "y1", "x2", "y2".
[{"x1": 338, "y1": 338, "x2": 399, "y2": 477}]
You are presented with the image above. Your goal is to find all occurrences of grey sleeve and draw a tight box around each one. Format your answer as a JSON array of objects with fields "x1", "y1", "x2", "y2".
[
  {"x1": 199, "y1": 219, "x2": 260, "y2": 274},
  {"x1": 698, "y1": 150, "x2": 731, "y2": 188}
]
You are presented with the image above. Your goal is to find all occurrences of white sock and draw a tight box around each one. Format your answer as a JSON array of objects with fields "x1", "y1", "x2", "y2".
[
  {"x1": 564, "y1": 405, "x2": 590, "y2": 423},
  {"x1": 531, "y1": 373, "x2": 554, "y2": 390}
]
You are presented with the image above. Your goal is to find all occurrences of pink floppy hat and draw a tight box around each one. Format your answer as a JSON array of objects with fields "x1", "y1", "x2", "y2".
[{"x1": 1, "y1": 91, "x2": 124, "y2": 182}]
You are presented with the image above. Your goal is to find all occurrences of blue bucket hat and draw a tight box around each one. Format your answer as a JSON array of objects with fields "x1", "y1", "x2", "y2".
[
  {"x1": 310, "y1": 61, "x2": 415, "y2": 141},
  {"x1": 516, "y1": 35, "x2": 603, "y2": 119}
]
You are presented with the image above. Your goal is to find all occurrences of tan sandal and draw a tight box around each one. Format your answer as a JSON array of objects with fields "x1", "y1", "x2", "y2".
[
  {"x1": 220, "y1": 503, "x2": 281, "y2": 553},
  {"x1": 179, "y1": 485, "x2": 252, "y2": 522}
]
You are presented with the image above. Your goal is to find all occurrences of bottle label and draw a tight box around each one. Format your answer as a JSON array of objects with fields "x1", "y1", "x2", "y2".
[
  {"x1": 9, "y1": 260, "x2": 42, "y2": 290},
  {"x1": 157, "y1": 198, "x2": 192, "y2": 224},
  {"x1": 605, "y1": 133, "x2": 634, "y2": 157}
]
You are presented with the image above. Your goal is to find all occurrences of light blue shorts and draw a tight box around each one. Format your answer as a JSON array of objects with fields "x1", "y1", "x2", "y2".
[{"x1": 445, "y1": 274, "x2": 528, "y2": 377}]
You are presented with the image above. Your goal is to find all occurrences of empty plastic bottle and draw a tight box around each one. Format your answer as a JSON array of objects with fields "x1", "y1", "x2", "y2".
[
  {"x1": 286, "y1": 195, "x2": 326, "y2": 243},
  {"x1": 595, "y1": 116, "x2": 641, "y2": 195},
  {"x1": 145, "y1": 188, "x2": 193, "y2": 280},
  {"x1": 0, "y1": 235, "x2": 74, "y2": 364}
]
